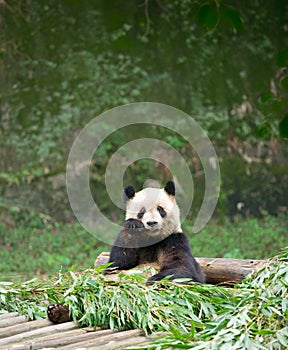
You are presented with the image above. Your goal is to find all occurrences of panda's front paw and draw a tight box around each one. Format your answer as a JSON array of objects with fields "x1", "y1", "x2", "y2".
[
  {"x1": 47, "y1": 304, "x2": 71, "y2": 324},
  {"x1": 146, "y1": 272, "x2": 173, "y2": 285},
  {"x1": 103, "y1": 265, "x2": 119, "y2": 274},
  {"x1": 124, "y1": 219, "x2": 145, "y2": 231}
]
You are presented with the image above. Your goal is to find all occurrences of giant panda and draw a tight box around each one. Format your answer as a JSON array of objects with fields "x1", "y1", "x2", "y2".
[
  {"x1": 47, "y1": 180, "x2": 204, "y2": 324},
  {"x1": 106, "y1": 180, "x2": 205, "y2": 284}
]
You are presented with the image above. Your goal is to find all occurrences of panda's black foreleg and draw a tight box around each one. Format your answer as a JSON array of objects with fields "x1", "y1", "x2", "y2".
[
  {"x1": 104, "y1": 219, "x2": 144, "y2": 273},
  {"x1": 106, "y1": 245, "x2": 139, "y2": 272}
]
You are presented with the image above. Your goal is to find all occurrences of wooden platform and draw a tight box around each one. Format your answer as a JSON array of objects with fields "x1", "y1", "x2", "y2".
[{"x1": 0, "y1": 312, "x2": 148, "y2": 350}]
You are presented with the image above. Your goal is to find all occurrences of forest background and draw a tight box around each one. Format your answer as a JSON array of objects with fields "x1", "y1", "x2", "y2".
[{"x1": 0, "y1": 0, "x2": 287, "y2": 280}]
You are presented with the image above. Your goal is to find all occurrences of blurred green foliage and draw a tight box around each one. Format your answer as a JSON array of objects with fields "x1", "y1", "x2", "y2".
[
  {"x1": 1, "y1": 1, "x2": 287, "y2": 167},
  {"x1": 0, "y1": 1, "x2": 287, "y2": 276}
]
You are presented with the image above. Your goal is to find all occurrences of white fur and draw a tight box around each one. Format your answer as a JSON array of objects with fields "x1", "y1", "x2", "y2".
[{"x1": 125, "y1": 187, "x2": 182, "y2": 238}]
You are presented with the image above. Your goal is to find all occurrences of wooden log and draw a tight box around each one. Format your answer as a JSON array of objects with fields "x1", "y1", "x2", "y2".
[
  {"x1": 0, "y1": 313, "x2": 19, "y2": 320},
  {"x1": 0, "y1": 319, "x2": 51, "y2": 339},
  {"x1": 98, "y1": 336, "x2": 149, "y2": 350},
  {"x1": 94, "y1": 251, "x2": 110, "y2": 267},
  {"x1": 59, "y1": 329, "x2": 144, "y2": 350},
  {"x1": 94, "y1": 252, "x2": 268, "y2": 285},
  {"x1": 196, "y1": 257, "x2": 267, "y2": 285},
  {"x1": 3, "y1": 329, "x2": 114, "y2": 350},
  {"x1": 0, "y1": 315, "x2": 29, "y2": 329},
  {"x1": 0, "y1": 321, "x2": 78, "y2": 346},
  {"x1": 29, "y1": 328, "x2": 113, "y2": 350},
  {"x1": 33, "y1": 329, "x2": 114, "y2": 350},
  {"x1": 22, "y1": 326, "x2": 101, "y2": 343}
]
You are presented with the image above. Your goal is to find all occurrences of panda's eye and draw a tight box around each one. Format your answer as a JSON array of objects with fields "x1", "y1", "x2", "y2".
[
  {"x1": 157, "y1": 206, "x2": 166, "y2": 218},
  {"x1": 137, "y1": 207, "x2": 145, "y2": 219}
]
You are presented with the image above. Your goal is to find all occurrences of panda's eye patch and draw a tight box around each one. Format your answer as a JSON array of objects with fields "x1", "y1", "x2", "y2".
[
  {"x1": 137, "y1": 207, "x2": 146, "y2": 219},
  {"x1": 157, "y1": 206, "x2": 166, "y2": 218}
]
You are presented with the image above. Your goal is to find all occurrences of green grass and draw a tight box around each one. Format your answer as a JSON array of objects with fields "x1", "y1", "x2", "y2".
[
  {"x1": 0, "y1": 208, "x2": 287, "y2": 281},
  {"x1": 185, "y1": 213, "x2": 287, "y2": 260},
  {"x1": 0, "y1": 208, "x2": 108, "y2": 281}
]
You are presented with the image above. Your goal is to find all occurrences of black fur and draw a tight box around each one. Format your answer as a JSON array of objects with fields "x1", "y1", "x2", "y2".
[
  {"x1": 107, "y1": 219, "x2": 205, "y2": 284},
  {"x1": 157, "y1": 206, "x2": 166, "y2": 218},
  {"x1": 122, "y1": 185, "x2": 135, "y2": 203},
  {"x1": 164, "y1": 180, "x2": 175, "y2": 196}
]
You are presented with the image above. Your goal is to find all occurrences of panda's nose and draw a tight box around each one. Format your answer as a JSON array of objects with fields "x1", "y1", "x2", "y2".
[{"x1": 147, "y1": 221, "x2": 158, "y2": 227}]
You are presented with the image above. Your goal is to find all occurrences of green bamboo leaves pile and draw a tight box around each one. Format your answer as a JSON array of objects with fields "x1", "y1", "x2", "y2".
[
  {"x1": 0, "y1": 248, "x2": 287, "y2": 349},
  {"x1": 146, "y1": 248, "x2": 288, "y2": 349}
]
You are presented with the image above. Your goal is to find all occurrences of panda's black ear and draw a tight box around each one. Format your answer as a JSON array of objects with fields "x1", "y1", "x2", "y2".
[
  {"x1": 164, "y1": 181, "x2": 175, "y2": 196},
  {"x1": 122, "y1": 185, "x2": 135, "y2": 203}
]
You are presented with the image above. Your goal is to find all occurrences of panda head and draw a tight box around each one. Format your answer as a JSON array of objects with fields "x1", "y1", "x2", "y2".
[{"x1": 123, "y1": 181, "x2": 182, "y2": 237}]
